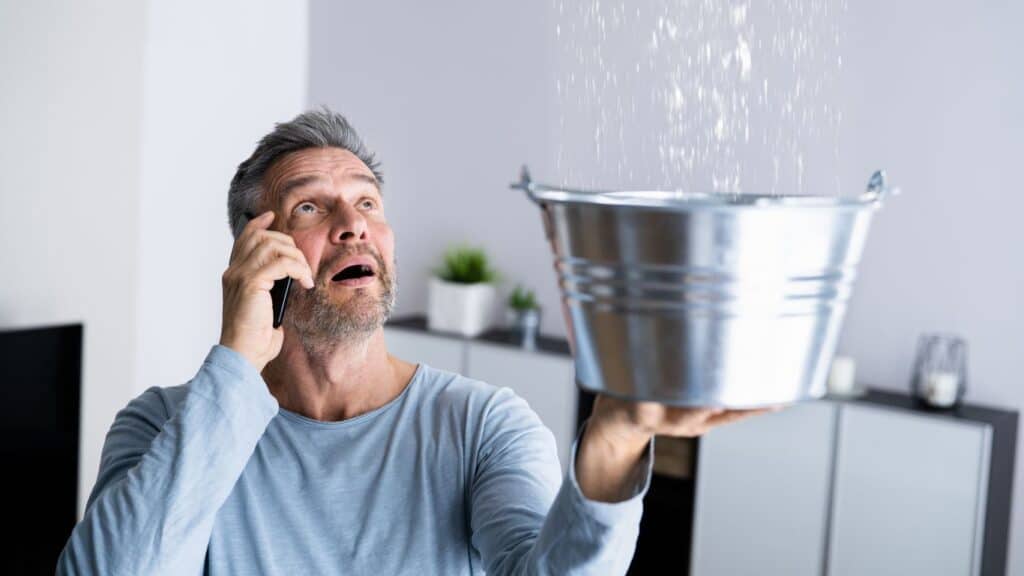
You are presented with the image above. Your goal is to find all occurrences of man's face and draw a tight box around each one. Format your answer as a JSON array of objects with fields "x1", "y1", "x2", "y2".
[{"x1": 262, "y1": 147, "x2": 396, "y2": 346}]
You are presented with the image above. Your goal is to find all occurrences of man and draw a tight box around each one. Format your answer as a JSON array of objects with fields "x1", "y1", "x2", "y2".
[{"x1": 57, "y1": 109, "x2": 765, "y2": 574}]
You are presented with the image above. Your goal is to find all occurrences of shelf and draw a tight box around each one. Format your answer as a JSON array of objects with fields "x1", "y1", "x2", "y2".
[{"x1": 386, "y1": 315, "x2": 571, "y2": 356}]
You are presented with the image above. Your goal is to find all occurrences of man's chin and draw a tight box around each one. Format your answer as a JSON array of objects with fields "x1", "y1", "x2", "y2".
[{"x1": 292, "y1": 309, "x2": 385, "y2": 346}]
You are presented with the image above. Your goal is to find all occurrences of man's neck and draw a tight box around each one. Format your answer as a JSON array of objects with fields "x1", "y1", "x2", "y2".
[{"x1": 260, "y1": 328, "x2": 416, "y2": 422}]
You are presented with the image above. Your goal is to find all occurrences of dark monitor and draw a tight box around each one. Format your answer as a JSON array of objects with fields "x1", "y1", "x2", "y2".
[{"x1": 0, "y1": 323, "x2": 82, "y2": 574}]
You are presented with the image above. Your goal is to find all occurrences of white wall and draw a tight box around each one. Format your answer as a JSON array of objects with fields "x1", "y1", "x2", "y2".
[
  {"x1": 308, "y1": 0, "x2": 563, "y2": 334},
  {"x1": 135, "y1": 1, "x2": 309, "y2": 397},
  {"x1": 0, "y1": 0, "x2": 147, "y2": 521},
  {"x1": 834, "y1": 2, "x2": 1024, "y2": 570},
  {"x1": 311, "y1": 1, "x2": 1023, "y2": 572},
  {"x1": 1, "y1": 0, "x2": 308, "y2": 519}
]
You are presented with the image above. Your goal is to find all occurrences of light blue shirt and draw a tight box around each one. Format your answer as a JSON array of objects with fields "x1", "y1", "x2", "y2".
[{"x1": 57, "y1": 344, "x2": 653, "y2": 575}]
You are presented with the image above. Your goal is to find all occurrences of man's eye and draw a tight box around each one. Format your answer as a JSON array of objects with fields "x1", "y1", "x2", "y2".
[
  {"x1": 359, "y1": 199, "x2": 378, "y2": 210},
  {"x1": 294, "y1": 202, "x2": 317, "y2": 214}
]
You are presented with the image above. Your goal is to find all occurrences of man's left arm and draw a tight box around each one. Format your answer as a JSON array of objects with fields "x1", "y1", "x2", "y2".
[
  {"x1": 469, "y1": 388, "x2": 769, "y2": 575},
  {"x1": 575, "y1": 395, "x2": 772, "y2": 503}
]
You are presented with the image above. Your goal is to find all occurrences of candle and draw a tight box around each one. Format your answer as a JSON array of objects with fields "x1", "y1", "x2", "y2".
[
  {"x1": 922, "y1": 370, "x2": 959, "y2": 407},
  {"x1": 828, "y1": 355, "x2": 857, "y2": 396}
]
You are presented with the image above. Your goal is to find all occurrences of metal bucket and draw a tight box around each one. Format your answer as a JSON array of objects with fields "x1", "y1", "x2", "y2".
[{"x1": 513, "y1": 168, "x2": 896, "y2": 408}]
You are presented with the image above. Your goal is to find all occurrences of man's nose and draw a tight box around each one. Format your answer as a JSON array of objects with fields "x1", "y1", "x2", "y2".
[{"x1": 330, "y1": 202, "x2": 368, "y2": 242}]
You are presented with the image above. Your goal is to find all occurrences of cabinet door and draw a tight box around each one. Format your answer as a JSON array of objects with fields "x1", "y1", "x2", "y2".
[
  {"x1": 384, "y1": 328, "x2": 464, "y2": 375},
  {"x1": 828, "y1": 405, "x2": 990, "y2": 576},
  {"x1": 691, "y1": 401, "x2": 837, "y2": 576},
  {"x1": 465, "y1": 342, "x2": 577, "y2": 473}
]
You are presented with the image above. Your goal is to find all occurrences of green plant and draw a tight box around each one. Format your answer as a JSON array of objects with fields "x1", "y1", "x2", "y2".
[
  {"x1": 435, "y1": 245, "x2": 498, "y2": 284},
  {"x1": 508, "y1": 285, "x2": 539, "y2": 310}
]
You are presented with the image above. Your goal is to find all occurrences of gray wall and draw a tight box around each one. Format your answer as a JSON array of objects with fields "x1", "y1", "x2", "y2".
[
  {"x1": 311, "y1": 1, "x2": 1023, "y2": 572},
  {"x1": 836, "y1": 5, "x2": 1024, "y2": 568}
]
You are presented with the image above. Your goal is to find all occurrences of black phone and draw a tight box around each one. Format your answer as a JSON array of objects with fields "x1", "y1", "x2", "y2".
[{"x1": 244, "y1": 211, "x2": 292, "y2": 328}]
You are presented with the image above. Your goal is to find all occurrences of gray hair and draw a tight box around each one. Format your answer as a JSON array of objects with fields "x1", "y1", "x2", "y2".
[{"x1": 227, "y1": 107, "x2": 383, "y2": 238}]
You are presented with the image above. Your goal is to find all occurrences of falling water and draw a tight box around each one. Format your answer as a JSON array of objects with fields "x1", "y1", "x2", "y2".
[{"x1": 553, "y1": 0, "x2": 846, "y2": 196}]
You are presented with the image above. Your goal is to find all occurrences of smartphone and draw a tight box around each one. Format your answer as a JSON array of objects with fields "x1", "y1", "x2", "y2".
[{"x1": 244, "y1": 211, "x2": 292, "y2": 328}]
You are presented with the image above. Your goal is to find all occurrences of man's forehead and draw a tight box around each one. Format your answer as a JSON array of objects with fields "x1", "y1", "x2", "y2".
[{"x1": 266, "y1": 148, "x2": 380, "y2": 204}]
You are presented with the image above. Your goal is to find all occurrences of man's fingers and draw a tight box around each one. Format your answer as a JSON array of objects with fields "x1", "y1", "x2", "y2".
[
  {"x1": 235, "y1": 229, "x2": 302, "y2": 271},
  {"x1": 242, "y1": 240, "x2": 315, "y2": 288},
  {"x1": 704, "y1": 408, "x2": 773, "y2": 428},
  {"x1": 661, "y1": 407, "x2": 772, "y2": 436},
  {"x1": 593, "y1": 394, "x2": 785, "y2": 440},
  {"x1": 237, "y1": 230, "x2": 303, "y2": 270},
  {"x1": 662, "y1": 407, "x2": 719, "y2": 421},
  {"x1": 253, "y1": 252, "x2": 318, "y2": 291},
  {"x1": 638, "y1": 407, "x2": 722, "y2": 437},
  {"x1": 230, "y1": 212, "x2": 274, "y2": 261}
]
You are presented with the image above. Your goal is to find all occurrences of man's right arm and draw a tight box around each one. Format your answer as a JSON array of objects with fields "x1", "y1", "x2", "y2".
[{"x1": 55, "y1": 344, "x2": 279, "y2": 576}]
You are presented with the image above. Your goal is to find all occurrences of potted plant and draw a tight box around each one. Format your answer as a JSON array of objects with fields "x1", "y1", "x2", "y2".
[
  {"x1": 428, "y1": 245, "x2": 499, "y2": 337},
  {"x1": 506, "y1": 285, "x2": 542, "y2": 350}
]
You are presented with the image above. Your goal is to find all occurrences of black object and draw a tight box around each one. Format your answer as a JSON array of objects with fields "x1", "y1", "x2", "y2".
[
  {"x1": 244, "y1": 211, "x2": 292, "y2": 328},
  {"x1": 269, "y1": 276, "x2": 292, "y2": 329},
  {"x1": 627, "y1": 473, "x2": 696, "y2": 576},
  {"x1": 0, "y1": 323, "x2": 82, "y2": 574}
]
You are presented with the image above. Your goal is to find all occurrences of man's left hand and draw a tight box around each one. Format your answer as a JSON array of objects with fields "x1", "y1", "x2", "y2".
[{"x1": 575, "y1": 394, "x2": 777, "y2": 502}]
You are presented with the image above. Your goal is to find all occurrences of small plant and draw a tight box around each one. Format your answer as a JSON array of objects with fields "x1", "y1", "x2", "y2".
[
  {"x1": 435, "y1": 245, "x2": 498, "y2": 284},
  {"x1": 508, "y1": 285, "x2": 539, "y2": 310}
]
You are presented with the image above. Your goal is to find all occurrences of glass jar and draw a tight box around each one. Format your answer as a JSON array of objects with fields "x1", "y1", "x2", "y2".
[{"x1": 911, "y1": 333, "x2": 968, "y2": 409}]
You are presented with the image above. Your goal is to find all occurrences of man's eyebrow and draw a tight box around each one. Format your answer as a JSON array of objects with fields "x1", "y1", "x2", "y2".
[
  {"x1": 276, "y1": 173, "x2": 382, "y2": 205},
  {"x1": 352, "y1": 173, "x2": 381, "y2": 190},
  {"x1": 276, "y1": 175, "x2": 329, "y2": 205}
]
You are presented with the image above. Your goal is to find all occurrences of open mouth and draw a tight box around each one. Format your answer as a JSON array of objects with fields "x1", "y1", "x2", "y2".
[{"x1": 331, "y1": 264, "x2": 376, "y2": 284}]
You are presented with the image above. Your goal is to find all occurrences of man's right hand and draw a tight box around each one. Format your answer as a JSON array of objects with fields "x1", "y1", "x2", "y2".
[{"x1": 219, "y1": 210, "x2": 315, "y2": 372}]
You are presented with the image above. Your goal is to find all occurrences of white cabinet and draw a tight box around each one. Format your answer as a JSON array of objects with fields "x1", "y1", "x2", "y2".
[
  {"x1": 385, "y1": 328, "x2": 463, "y2": 374},
  {"x1": 691, "y1": 394, "x2": 1013, "y2": 576},
  {"x1": 691, "y1": 402, "x2": 837, "y2": 576},
  {"x1": 465, "y1": 342, "x2": 577, "y2": 473},
  {"x1": 828, "y1": 405, "x2": 989, "y2": 576}
]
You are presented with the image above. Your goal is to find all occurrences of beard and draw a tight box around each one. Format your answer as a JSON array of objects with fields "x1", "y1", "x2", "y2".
[{"x1": 284, "y1": 247, "x2": 397, "y2": 355}]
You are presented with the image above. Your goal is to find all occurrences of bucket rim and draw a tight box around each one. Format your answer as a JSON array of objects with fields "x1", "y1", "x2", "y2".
[
  {"x1": 511, "y1": 166, "x2": 897, "y2": 211},
  {"x1": 519, "y1": 183, "x2": 884, "y2": 210}
]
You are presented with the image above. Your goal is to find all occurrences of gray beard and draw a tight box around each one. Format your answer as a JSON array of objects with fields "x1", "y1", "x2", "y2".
[{"x1": 284, "y1": 263, "x2": 397, "y2": 357}]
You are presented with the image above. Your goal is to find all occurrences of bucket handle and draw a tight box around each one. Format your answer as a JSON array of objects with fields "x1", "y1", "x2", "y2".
[
  {"x1": 865, "y1": 170, "x2": 901, "y2": 202},
  {"x1": 511, "y1": 165, "x2": 559, "y2": 241},
  {"x1": 511, "y1": 165, "x2": 589, "y2": 204},
  {"x1": 510, "y1": 165, "x2": 540, "y2": 203}
]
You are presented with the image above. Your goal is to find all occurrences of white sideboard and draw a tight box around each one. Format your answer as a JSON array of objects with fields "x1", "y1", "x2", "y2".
[{"x1": 691, "y1": 393, "x2": 1016, "y2": 576}]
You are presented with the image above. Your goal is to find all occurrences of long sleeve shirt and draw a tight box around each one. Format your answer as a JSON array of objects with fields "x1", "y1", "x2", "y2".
[{"x1": 57, "y1": 344, "x2": 653, "y2": 575}]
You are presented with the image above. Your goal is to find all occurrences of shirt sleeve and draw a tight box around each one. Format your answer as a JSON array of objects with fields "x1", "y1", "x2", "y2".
[
  {"x1": 469, "y1": 388, "x2": 654, "y2": 575},
  {"x1": 56, "y1": 344, "x2": 280, "y2": 576}
]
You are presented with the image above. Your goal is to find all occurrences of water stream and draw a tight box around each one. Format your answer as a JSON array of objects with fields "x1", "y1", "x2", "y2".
[{"x1": 554, "y1": 0, "x2": 847, "y2": 196}]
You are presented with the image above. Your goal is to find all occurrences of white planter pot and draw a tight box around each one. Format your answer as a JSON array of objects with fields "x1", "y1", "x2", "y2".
[{"x1": 427, "y1": 277, "x2": 496, "y2": 337}]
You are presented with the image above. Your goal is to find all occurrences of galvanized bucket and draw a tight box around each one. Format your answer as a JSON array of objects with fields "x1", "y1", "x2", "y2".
[{"x1": 512, "y1": 168, "x2": 896, "y2": 408}]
